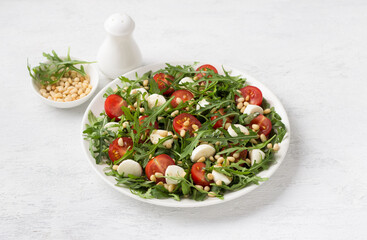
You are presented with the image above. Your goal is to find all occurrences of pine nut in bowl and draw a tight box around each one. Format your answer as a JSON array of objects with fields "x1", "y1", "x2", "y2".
[{"x1": 28, "y1": 50, "x2": 99, "y2": 108}]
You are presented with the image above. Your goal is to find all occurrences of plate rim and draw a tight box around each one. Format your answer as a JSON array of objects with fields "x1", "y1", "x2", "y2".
[{"x1": 80, "y1": 61, "x2": 291, "y2": 208}]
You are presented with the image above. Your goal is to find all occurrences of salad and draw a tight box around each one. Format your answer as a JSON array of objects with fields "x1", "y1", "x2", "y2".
[{"x1": 83, "y1": 63, "x2": 287, "y2": 201}]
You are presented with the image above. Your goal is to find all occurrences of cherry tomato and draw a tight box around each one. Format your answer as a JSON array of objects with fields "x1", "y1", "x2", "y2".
[
  {"x1": 238, "y1": 86, "x2": 263, "y2": 106},
  {"x1": 195, "y1": 64, "x2": 218, "y2": 80},
  {"x1": 250, "y1": 114, "x2": 272, "y2": 136},
  {"x1": 170, "y1": 90, "x2": 194, "y2": 108},
  {"x1": 191, "y1": 162, "x2": 211, "y2": 186},
  {"x1": 108, "y1": 137, "x2": 133, "y2": 162},
  {"x1": 132, "y1": 116, "x2": 159, "y2": 135},
  {"x1": 210, "y1": 108, "x2": 232, "y2": 129},
  {"x1": 153, "y1": 73, "x2": 175, "y2": 95},
  {"x1": 104, "y1": 94, "x2": 128, "y2": 120},
  {"x1": 145, "y1": 154, "x2": 175, "y2": 183},
  {"x1": 173, "y1": 113, "x2": 201, "y2": 136}
]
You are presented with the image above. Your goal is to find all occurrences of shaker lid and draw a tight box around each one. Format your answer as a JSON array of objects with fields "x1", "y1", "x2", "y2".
[{"x1": 104, "y1": 13, "x2": 135, "y2": 36}]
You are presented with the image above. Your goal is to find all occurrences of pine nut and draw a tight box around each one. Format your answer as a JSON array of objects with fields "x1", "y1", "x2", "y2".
[
  {"x1": 143, "y1": 79, "x2": 149, "y2": 86},
  {"x1": 227, "y1": 156, "x2": 235, "y2": 162},
  {"x1": 158, "y1": 117, "x2": 164, "y2": 121},
  {"x1": 240, "y1": 106, "x2": 246, "y2": 113},
  {"x1": 245, "y1": 95, "x2": 250, "y2": 101},
  {"x1": 157, "y1": 182, "x2": 164, "y2": 186},
  {"x1": 122, "y1": 122, "x2": 129, "y2": 128},
  {"x1": 176, "y1": 98, "x2": 182, "y2": 104},
  {"x1": 168, "y1": 184, "x2": 175, "y2": 192},
  {"x1": 195, "y1": 185, "x2": 203, "y2": 190},
  {"x1": 260, "y1": 134, "x2": 267, "y2": 142},
  {"x1": 214, "y1": 155, "x2": 220, "y2": 160},
  {"x1": 225, "y1": 123, "x2": 231, "y2": 129},
  {"x1": 155, "y1": 172, "x2": 163, "y2": 178},
  {"x1": 173, "y1": 134, "x2": 178, "y2": 139},
  {"x1": 250, "y1": 139, "x2": 258, "y2": 144},
  {"x1": 243, "y1": 102, "x2": 249, "y2": 107},
  {"x1": 112, "y1": 165, "x2": 118, "y2": 170},
  {"x1": 118, "y1": 138, "x2": 124, "y2": 146},
  {"x1": 183, "y1": 120, "x2": 190, "y2": 127},
  {"x1": 192, "y1": 124, "x2": 199, "y2": 130},
  {"x1": 158, "y1": 131, "x2": 168, "y2": 137},
  {"x1": 273, "y1": 143, "x2": 280, "y2": 151},
  {"x1": 216, "y1": 180, "x2": 222, "y2": 186},
  {"x1": 252, "y1": 124, "x2": 260, "y2": 131},
  {"x1": 215, "y1": 141, "x2": 220, "y2": 146},
  {"x1": 217, "y1": 157, "x2": 224, "y2": 164},
  {"x1": 198, "y1": 156, "x2": 206, "y2": 163},
  {"x1": 204, "y1": 186, "x2": 210, "y2": 192},
  {"x1": 267, "y1": 143, "x2": 273, "y2": 149},
  {"x1": 150, "y1": 175, "x2": 156, "y2": 182},
  {"x1": 237, "y1": 97, "x2": 245, "y2": 103},
  {"x1": 207, "y1": 173, "x2": 214, "y2": 180},
  {"x1": 171, "y1": 110, "x2": 179, "y2": 117},
  {"x1": 208, "y1": 192, "x2": 216, "y2": 197},
  {"x1": 209, "y1": 156, "x2": 215, "y2": 161},
  {"x1": 264, "y1": 108, "x2": 271, "y2": 114},
  {"x1": 180, "y1": 129, "x2": 186, "y2": 137},
  {"x1": 233, "y1": 152, "x2": 240, "y2": 159},
  {"x1": 245, "y1": 159, "x2": 251, "y2": 165},
  {"x1": 140, "y1": 108, "x2": 145, "y2": 113},
  {"x1": 237, "y1": 102, "x2": 243, "y2": 109}
]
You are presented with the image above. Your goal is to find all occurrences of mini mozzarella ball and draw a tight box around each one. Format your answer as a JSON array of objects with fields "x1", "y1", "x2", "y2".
[
  {"x1": 149, "y1": 130, "x2": 174, "y2": 148},
  {"x1": 117, "y1": 159, "x2": 142, "y2": 177},
  {"x1": 147, "y1": 94, "x2": 166, "y2": 109},
  {"x1": 165, "y1": 165, "x2": 186, "y2": 185},
  {"x1": 179, "y1": 77, "x2": 194, "y2": 85},
  {"x1": 249, "y1": 149, "x2": 265, "y2": 165},
  {"x1": 132, "y1": 88, "x2": 149, "y2": 100},
  {"x1": 212, "y1": 170, "x2": 232, "y2": 185},
  {"x1": 228, "y1": 124, "x2": 249, "y2": 137},
  {"x1": 196, "y1": 99, "x2": 210, "y2": 110},
  {"x1": 104, "y1": 122, "x2": 119, "y2": 133},
  {"x1": 190, "y1": 144, "x2": 216, "y2": 162},
  {"x1": 243, "y1": 104, "x2": 264, "y2": 115}
]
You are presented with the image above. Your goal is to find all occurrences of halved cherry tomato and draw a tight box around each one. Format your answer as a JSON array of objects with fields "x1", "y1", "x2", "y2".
[
  {"x1": 104, "y1": 94, "x2": 128, "y2": 120},
  {"x1": 173, "y1": 113, "x2": 201, "y2": 136},
  {"x1": 237, "y1": 86, "x2": 263, "y2": 106},
  {"x1": 108, "y1": 137, "x2": 133, "y2": 162},
  {"x1": 250, "y1": 114, "x2": 272, "y2": 136},
  {"x1": 132, "y1": 116, "x2": 159, "y2": 135},
  {"x1": 145, "y1": 154, "x2": 175, "y2": 183},
  {"x1": 195, "y1": 64, "x2": 218, "y2": 80},
  {"x1": 191, "y1": 162, "x2": 211, "y2": 186},
  {"x1": 210, "y1": 108, "x2": 232, "y2": 129},
  {"x1": 170, "y1": 90, "x2": 194, "y2": 108},
  {"x1": 153, "y1": 73, "x2": 174, "y2": 95}
]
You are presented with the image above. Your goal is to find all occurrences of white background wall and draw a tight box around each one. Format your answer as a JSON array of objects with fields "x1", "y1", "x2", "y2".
[{"x1": 1, "y1": 0, "x2": 366, "y2": 239}]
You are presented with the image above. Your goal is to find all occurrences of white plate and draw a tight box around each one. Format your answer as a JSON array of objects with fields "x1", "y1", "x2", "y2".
[{"x1": 80, "y1": 62, "x2": 290, "y2": 208}]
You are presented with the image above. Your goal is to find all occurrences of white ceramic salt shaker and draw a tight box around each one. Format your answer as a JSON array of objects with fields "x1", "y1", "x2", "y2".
[{"x1": 97, "y1": 13, "x2": 142, "y2": 79}]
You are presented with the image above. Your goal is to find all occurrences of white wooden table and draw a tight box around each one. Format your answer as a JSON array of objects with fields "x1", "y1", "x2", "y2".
[{"x1": 1, "y1": 0, "x2": 366, "y2": 239}]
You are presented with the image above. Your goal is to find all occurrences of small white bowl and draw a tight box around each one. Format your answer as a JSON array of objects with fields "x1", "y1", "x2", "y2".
[{"x1": 31, "y1": 60, "x2": 99, "y2": 108}]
